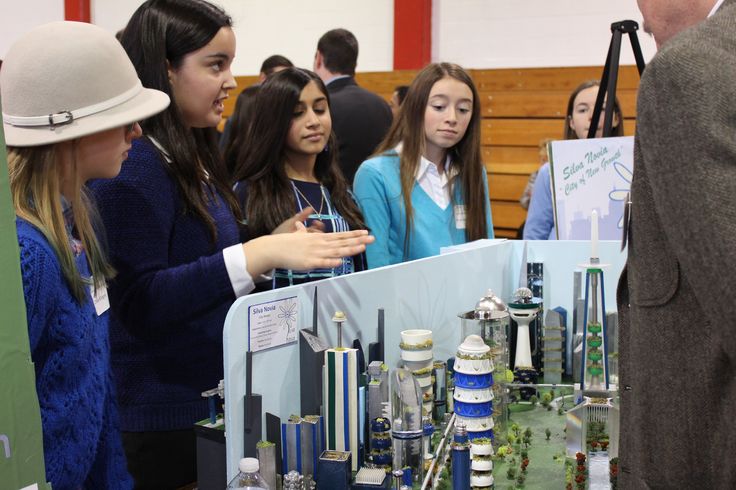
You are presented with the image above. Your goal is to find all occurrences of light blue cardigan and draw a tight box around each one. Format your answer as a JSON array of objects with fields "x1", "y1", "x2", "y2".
[{"x1": 353, "y1": 151, "x2": 494, "y2": 268}]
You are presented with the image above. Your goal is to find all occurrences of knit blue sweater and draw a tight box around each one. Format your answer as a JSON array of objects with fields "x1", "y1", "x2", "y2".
[
  {"x1": 353, "y1": 151, "x2": 494, "y2": 268},
  {"x1": 90, "y1": 139, "x2": 239, "y2": 431},
  {"x1": 17, "y1": 218, "x2": 132, "y2": 489}
]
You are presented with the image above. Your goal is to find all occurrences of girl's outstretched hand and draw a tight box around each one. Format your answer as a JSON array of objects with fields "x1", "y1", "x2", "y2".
[
  {"x1": 272, "y1": 207, "x2": 325, "y2": 234},
  {"x1": 243, "y1": 227, "x2": 374, "y2": 277}
]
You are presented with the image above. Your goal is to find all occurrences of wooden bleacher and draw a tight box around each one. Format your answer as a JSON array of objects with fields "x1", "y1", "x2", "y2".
[{"x1": 224, "y1": 66, "x2": 639, "y2": 239}]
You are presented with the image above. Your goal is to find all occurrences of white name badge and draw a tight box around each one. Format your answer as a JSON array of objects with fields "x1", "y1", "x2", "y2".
[
  {"x1": 454, "y1": 204, "x2": 467, "y2": 229},
  {"x1": 90, "y1": 279, "x2": 110, "y2": 316}
]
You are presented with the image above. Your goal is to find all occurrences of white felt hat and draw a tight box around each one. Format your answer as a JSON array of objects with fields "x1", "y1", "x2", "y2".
[{"x1": 1, "y1": 21, "x2": 169, "y2": 147}]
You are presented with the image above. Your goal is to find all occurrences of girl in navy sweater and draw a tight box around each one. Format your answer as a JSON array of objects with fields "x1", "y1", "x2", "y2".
[
  {"x1": 232, "y1": 68, "x2": 368, "y2": 289},
  {"x1": 2, "y1": 21, "x2": 169, "y2": 489},
  {"x1": 90, "y1": 1, "x2": 371, "y2": 487}
]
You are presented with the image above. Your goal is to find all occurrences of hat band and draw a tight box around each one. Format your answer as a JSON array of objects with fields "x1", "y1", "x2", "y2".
[{"x1": 2, "y1": 81, "x2": 143, "y2": 128}]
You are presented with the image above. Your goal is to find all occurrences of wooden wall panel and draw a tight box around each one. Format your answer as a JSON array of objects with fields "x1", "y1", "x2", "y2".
[
  {"x1": 355, "y1": 70, "x2": 418, "y2": 97},
  {"x1": 495, "y1": 228, "x2": 520, "y2": 239},
  {"x1": 469, "y1": 66, "x2": 641, "y2": 92},
  {"x1": 491, "y1": 201, "x2": 528, "y2": 229},
  {"x1": 481, "y1": 118, "x2": 636, "y2": 146},
  {"x1": 480, "y1": 89, "x2": 637, "y2": 118},
  {"x1": 481, "y1": 119, "x2": 562, "y2": 147},
  {"x1": 483, "y1": 146, "x2": 542, "y2": 165},
  {"x1": 486, "y1": 162, "x2": 541, "y2": 175},
  {"x1": 488, "y1": 174, "x2": 530, "y2": 202}
]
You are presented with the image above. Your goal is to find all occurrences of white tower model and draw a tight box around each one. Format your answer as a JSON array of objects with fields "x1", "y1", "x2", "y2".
[{"x1": 508, "y1": 288, "x2": 539, "y2": 370}]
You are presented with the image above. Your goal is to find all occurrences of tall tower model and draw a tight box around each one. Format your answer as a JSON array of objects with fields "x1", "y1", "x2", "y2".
[
  {"x1": 323, "y1": 311, "x2": 360, "y2": 470},
  {"x1": 578, "y1": 211, "x2": 611, "y2": 393},
  {"x1": 566, "y1": 211, "x2": 620, "y2": 462},
  {"x1": 508, "y1": 287, "x2": 541, "y2": 398}
]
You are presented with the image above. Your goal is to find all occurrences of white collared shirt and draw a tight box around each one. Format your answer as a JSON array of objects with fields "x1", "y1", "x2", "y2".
[
  {"x1": 395, "y1": 144, "x2": 457, "y2": 209},
  {"x1": 709, "y1": 0, "x2": 725, "y2": 17},
  {"x1": 416, "y1": 154, "x2": 457, "y2": 210}
]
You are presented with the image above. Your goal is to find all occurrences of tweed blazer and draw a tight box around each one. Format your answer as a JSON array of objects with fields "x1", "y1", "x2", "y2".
[{"x1": 617, "y1": 0, "x2": 736, "y2": 487}]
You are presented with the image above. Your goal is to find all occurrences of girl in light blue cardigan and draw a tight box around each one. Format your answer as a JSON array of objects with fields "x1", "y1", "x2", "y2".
[{"x1": 354, "y1": 63, "x2": 493, "y2": 268}]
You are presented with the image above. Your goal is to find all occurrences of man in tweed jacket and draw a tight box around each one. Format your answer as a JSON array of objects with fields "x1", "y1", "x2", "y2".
[{"x1": 618, "y1": 0, "x2": 736, "y2": 487}]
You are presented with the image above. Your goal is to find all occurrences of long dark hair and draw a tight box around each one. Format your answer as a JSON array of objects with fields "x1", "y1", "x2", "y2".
[
  {"x1": 564, "y1": 79, "x2": 624, "y2": 140},
  {"x1": 232, "y1": 67, "x2": 366, "y2": 238},
  {"x1": 224, "y1": 85, "x2": 261, "y2": 176},
  {"x1": 120, "y1": 0, "x2": 240, "y2": 241},
  {"x1": 374, "y1": 62, "x2": 488, "y2": 250}
]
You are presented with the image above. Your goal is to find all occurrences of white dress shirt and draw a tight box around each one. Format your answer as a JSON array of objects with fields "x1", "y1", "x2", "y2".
[
  {"x1": 396, "y1": 144, "x2": 458, "y2": 209},
  {"x1": 415, "y1": 154, "x2": 458, "y2": 210}
]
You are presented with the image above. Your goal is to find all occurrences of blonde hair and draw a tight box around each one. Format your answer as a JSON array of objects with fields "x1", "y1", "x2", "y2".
[{"x1": 8, "y1": 144, "x2": 115, "y2": 302}]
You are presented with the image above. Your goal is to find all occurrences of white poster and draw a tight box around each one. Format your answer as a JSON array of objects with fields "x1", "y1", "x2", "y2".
[
  {"x1": 549, "y1": 136, "x2": 634, "y2": 240},
  {"x1": 247, "y1": 296, "x2": 299, "y2": 352}
]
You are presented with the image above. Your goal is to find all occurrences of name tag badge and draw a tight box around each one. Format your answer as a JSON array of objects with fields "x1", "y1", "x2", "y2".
[
  {"x1": 454, "y1": 204, "x2": 466, "y2": 229},
  {"x1": 90, "y1": 278, "x2": 110, "y2": 316}
]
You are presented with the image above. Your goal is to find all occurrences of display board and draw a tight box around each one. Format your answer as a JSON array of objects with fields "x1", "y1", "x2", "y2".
[
  {"x1": 549, "y1": 136, "x2": 634, "y2": 240},
  {"x1": 0, "y1": 105, "x2": 49, "y2": 488},
  {"x1": 222, "y1": 239, "x2": 627, "y2": 481}
]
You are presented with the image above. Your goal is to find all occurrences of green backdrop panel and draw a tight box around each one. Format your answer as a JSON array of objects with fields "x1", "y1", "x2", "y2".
[{"x1": 0, "y1": 103, "x2": 50, "y2": 489}]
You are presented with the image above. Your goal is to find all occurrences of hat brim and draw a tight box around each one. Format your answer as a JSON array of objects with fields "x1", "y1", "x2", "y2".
[{"x1": 3, "y1": 87, "x2": 170, "y2": 147}]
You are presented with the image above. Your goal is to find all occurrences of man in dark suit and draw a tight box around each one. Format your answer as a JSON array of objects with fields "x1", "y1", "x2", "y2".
[
  {"x1": 618, "y1": 0, "x2": 736, "y2": 487},
  {"x1": 314, "y1": 28, "x2": 393, "y2": 184}
]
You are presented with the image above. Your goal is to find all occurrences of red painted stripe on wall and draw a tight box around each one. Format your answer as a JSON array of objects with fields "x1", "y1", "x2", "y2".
[
  {"x1": 394, "y1": 0, "x2": 432, "y2": 70},
  {"x1": 65, "y1": 0, "x2": 90, "y2": 22}
]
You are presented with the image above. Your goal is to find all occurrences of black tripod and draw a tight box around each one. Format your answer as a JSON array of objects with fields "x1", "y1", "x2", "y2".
[{"x1": 588, "y1": 20, "x2": 647, "y2": 139}]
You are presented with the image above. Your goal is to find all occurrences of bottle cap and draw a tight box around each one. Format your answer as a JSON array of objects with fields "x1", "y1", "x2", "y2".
[{"x1": 239, "y1": 457, "x2": 259, "y2": 473}]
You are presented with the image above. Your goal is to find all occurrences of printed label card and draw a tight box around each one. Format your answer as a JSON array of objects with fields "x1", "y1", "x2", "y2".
[{"x1": 248, "y1": 296, "x2": 299, "y2": 352}]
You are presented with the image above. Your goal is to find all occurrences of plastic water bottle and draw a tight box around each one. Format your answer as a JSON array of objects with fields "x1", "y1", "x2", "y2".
[{"x1": 226, "y1": 457, "x2": 270, "y2": 489}]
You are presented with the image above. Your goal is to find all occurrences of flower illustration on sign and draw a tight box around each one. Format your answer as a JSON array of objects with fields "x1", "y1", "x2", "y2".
[
  {"x1": 609, "y1": 162, "x2": 632, "y2": 229},
  {"x1": 278, "y1": 299, "x2": 298, "y2": 340}
]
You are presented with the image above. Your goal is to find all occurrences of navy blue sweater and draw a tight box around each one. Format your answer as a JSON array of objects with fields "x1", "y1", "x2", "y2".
[
  {"x1": 91, "y1": 139, "x2": 239, "y2": 431},
  {"x1": 17, "y1": 218, "x2": 132, "y2": 489}
]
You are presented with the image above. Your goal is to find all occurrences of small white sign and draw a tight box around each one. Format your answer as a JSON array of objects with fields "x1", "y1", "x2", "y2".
[
  {"x1": 549, "y1": 136, "x2": 634, "y2": 240},
  {"x1": 248, "y1": 296, "x2": 299, "y2": 352}
]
